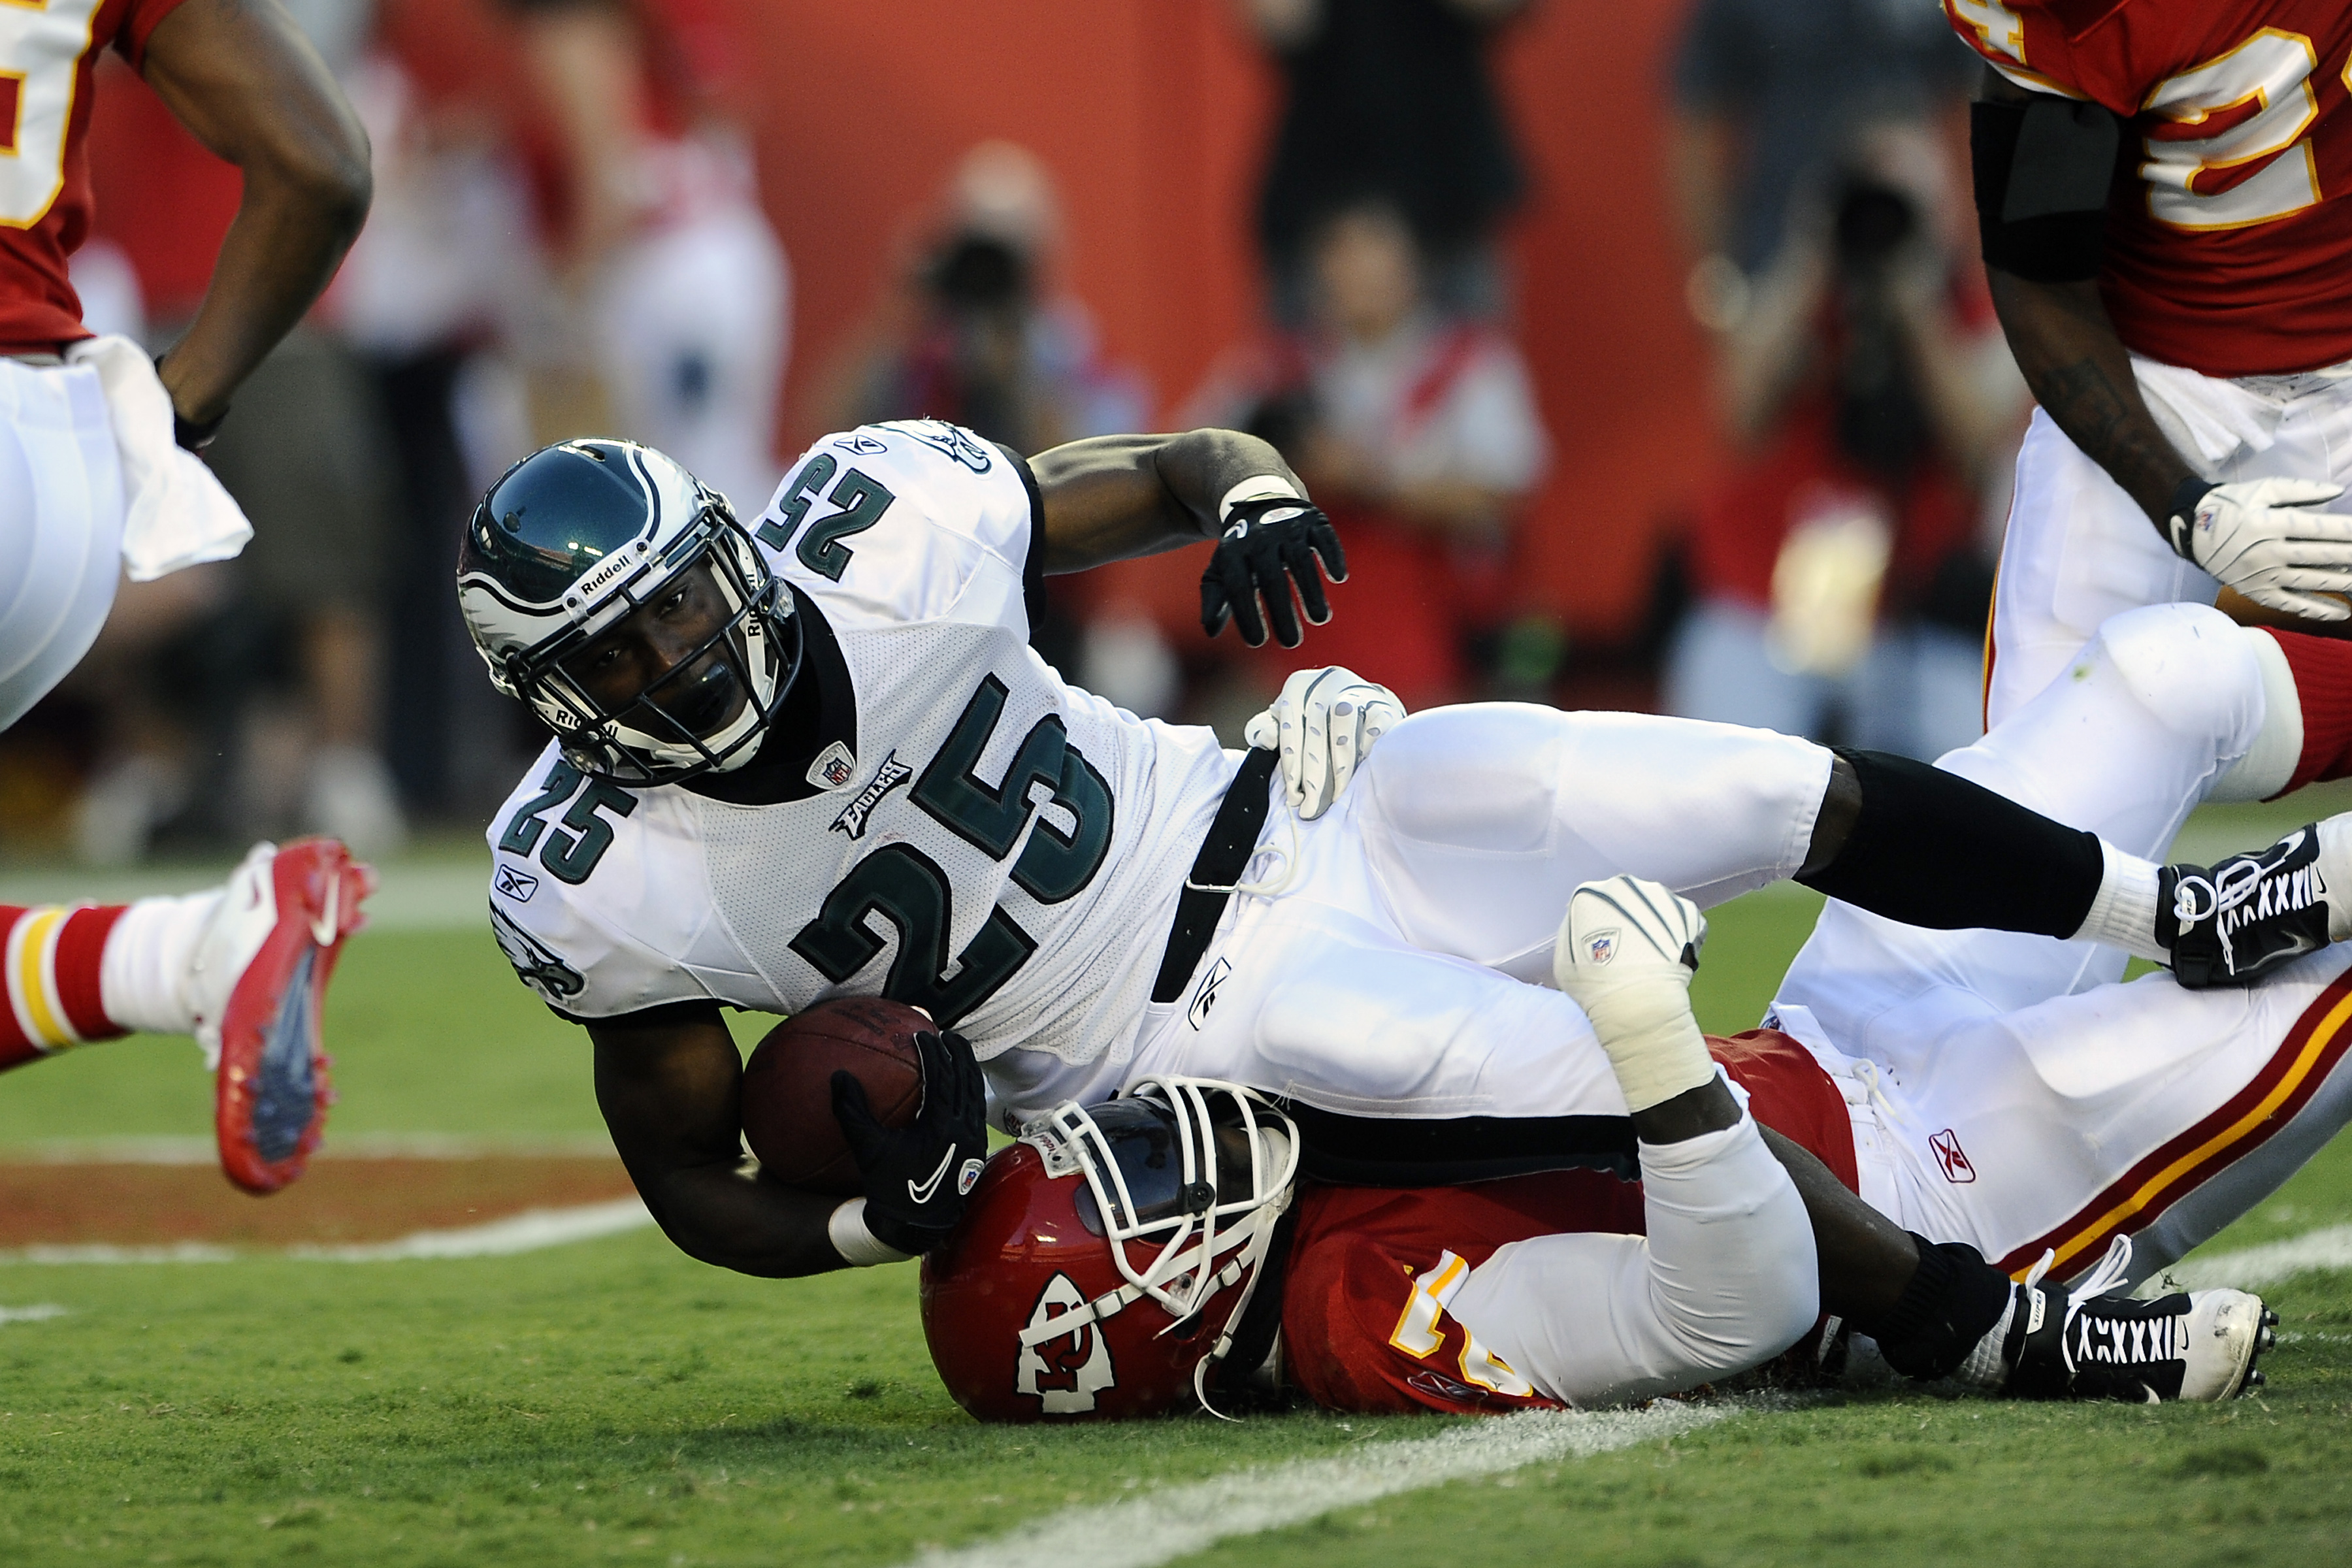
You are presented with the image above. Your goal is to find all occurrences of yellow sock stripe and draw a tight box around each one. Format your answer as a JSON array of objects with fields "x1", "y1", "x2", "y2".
[
  {"x1": 2021, "y1": 987, "x2": 2352, "y2": 1281},
  {"x1": 7, "y1": 907, "x2": 77, "y2": 1051}
]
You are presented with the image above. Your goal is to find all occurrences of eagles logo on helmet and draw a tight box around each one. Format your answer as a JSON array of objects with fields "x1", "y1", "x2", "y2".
[
  {"x1": 921, "y1": 1078, "x2": 1299, "y2": 1422},
  {"x1": 455, "y1": 438, "x2": 804, "y2": 785}
]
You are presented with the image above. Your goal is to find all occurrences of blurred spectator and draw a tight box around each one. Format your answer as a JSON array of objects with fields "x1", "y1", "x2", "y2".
[
  {"x1": 1662, "y1": 127, "x2": 2028, "y2": 760},
  {"x1": 1666, "y1": 0, "x2": 1978, "y2": 284},
  {"x1": 506, "y1": 0, "x2": 791, "y2": 514},
  {"x1": 819, "y1": 142, "x2": 1147, "y2": 457},
  {"x1": 1243, "y1": 0, "x2": 1532, "y2": 319},
  {"x1": 819, "y1": 142, "x2": 1149, "y2": 691},
  {"x1": 1190, "y1": 198, "x2": 1548, "y2": 708}
]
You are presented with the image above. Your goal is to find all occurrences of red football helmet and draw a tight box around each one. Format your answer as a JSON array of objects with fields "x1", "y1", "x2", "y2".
[{"x1": 921, "y1": 1077, "x2": 1299, "y2": 1422}]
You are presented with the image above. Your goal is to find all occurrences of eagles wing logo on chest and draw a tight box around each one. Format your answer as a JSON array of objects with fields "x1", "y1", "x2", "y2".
[
  {"x1": 830, "y1": 751, "x2": 915, "y2": 840},
  {"x1": 488, "y1": 904, "x2": 586, "y2": 1001}
]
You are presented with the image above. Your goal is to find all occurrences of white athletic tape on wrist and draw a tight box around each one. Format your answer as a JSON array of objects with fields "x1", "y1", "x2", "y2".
[
  {"x1": 1574, "y1": 977, "x2": 1716, "y2": 1114},
  {"x1": 1218, "y1": 474, "x2": 1303, "y2": 523},
  {"x1": 828, "y1": 1198, "x2": 913, "y2": 1268}
]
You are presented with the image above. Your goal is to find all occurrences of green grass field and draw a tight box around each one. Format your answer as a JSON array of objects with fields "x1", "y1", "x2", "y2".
[{"x1": 5, "y1": 885, "x2": 2352, "y2": 1565}]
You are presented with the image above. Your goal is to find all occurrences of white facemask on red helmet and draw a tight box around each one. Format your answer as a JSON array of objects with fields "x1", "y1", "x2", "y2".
[{"x1": 921, "y1": 1077, "x2": 1299, "y2": 1422}]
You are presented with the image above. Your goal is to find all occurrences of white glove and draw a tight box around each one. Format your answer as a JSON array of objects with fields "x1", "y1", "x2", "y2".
[
  {"x1": 1553, "y1": 876, "x2": 1714, "y2": 1115},
  {"x1": 2169, "y1": 477, "x2": 2352, "y2": 621},
  {"x1": 1242, "y1": 666, "x2": 1406, "y2": 821}
]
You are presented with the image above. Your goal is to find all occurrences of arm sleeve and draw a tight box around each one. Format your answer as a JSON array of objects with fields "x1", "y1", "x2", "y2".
[{"x1": 1445, "y1": 1109, "x2": 1819, "y2": 1407}]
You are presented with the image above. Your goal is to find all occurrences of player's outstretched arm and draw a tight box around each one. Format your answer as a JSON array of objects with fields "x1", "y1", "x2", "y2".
[
  {"x1": 140, "y1": 0, "x2": 373, "y2": 436},
  {"x1": 1030, "y1": 430, "x2": 1347, "y2": 647},
  {"x1": 590, "y1": 1008, "x2": 848, "y2": 1279}
]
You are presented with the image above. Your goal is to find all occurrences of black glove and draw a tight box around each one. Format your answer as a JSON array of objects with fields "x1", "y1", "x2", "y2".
[
  {"x1": 1200, "y1": 495, "x2": 1347, "y2": 648},
  {"x1": 831, "y1": 1028, "x2": 989, "y2": 1254}
]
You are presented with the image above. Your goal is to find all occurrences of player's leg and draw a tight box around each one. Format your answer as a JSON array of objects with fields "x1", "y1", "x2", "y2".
[
  {"x1": 0, "y1": 843, "x2": 370, "y2": 1192},
  {"x1": 1121, "y1": 890, "x2": 1629, "y2": 1127},
  {"x1": 1349, "y1": 702, "x2": 1836, "y2": 984}
]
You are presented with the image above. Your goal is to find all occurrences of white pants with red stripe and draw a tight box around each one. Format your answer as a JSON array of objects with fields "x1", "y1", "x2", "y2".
[
  {"x1": 1776, "y1": 600, "x2": 2352, "y2": 1286},
  {"x1": 0, "y1": 356, "x2": 125, "y2": 732},
  {"x1": 1985, "y1": 357, "x2": 2352, "y2": 728}
]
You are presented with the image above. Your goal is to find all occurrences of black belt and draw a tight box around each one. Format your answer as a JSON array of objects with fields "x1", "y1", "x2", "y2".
[{"x1": 1152, "y1": 746, "x2": 1280, "y2": 1004}]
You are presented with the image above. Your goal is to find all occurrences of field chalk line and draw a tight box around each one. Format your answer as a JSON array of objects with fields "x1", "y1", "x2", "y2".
[
  {"x1": 899, "y1": 1401, "x2": 1725, "y2": 1568},
  {"x1": 2166, "y1": 1222, "x2": 2352, "y2": 1290},
  {"x1": 0, "y1": 1198, "x2": 654, "y2": 1266},
  {"x1": 0, "y1": 1303, "x2": 68, "y2": 1324}
]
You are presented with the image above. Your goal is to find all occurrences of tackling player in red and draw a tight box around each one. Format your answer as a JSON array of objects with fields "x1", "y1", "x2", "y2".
[
  {"x1": 1949, "y1": 1, "x2": 2352, "y2": 725},
  {"x1": 0, "y1": 0, "x2": 374, "y2": 1192}
]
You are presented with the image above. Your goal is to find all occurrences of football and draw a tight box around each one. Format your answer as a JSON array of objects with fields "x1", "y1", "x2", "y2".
[{"x1": 740, "y1": 996, "x2": 930, "y2": 1194}]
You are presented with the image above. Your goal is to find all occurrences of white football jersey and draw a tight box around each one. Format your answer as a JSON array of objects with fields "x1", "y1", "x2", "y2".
[{"x1": 485, "y1": 421, "x2": 1239, "y2": 1085}]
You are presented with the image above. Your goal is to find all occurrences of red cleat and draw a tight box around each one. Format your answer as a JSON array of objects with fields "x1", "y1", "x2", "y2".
[{"x1": 190, "y1": 840, "x2": 374, "y2": 1194}]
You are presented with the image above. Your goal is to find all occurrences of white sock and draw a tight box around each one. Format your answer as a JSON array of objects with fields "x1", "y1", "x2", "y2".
[
  {"x1": 98, "y1": 890, "x2": 221, "y2": 1037},
  {"x1": 2069, "y1": 840, "x2": 2166, "y2": 963},
  {"x1": 1955, "y1": 1288, "x2": 2019, "y2": 1389}
]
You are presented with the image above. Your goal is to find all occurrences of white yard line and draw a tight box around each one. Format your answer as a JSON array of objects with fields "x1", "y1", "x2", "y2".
[
  {"x1": 2166, "y1": 1222, "x2": 2352, "y2": 1289},
  {"x1": 0, "y1": 1303, "x2": 67, "y2": 1324},
  {"x1": 287, "y1": 1198, "x2": 654, "y2": 1261},
  {"x1": 901, "y1": 1402, "x2": 1727, "y2": 1568},
  {"x1": 4, "y1": 1133, "x2": 616, "y2": 1165},
  {"x1": 0, "y1": 1197, "x2": 654, "y2": 1266}
]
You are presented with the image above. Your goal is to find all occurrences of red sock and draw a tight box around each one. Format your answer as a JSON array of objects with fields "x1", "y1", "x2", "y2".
[
  {"x1": 0, "y1": 905, "x2": 130, "y2": 1071},
  {"x1": 2259, "y1": 629, "x2": 2352, "y2": 794}
]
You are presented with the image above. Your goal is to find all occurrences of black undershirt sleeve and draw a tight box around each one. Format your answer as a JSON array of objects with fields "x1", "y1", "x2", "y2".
[
  {"x1": 999, "y1": 443, "x2": 1049, "y2": 637},
  {"x1": 1798, "y1": 749, "x2": 2105, "y2": 939}
]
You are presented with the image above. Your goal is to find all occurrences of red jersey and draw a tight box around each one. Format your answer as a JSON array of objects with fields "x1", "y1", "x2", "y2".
[
  {"x1": 0, "y1": 0, "x2": 191, "y2": 351},
  {"x1": 1944, "y1": 0, "x2": 2352, "y2": 376},
  {"x1": 1281, "y1": 1030, "x2": 1857, "y2": 1416}
]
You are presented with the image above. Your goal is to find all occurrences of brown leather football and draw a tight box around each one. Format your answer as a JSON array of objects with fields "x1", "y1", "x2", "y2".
[{"x1": 740, "y1": 997, "x2": 928, "y2": 1194}]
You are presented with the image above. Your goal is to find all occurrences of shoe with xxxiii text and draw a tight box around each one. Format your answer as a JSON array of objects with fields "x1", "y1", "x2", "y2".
[
  {"x1": 2004, "y1": 1237, "x2": 2276, "y2": 1402},
  {"x1": 2159, "y1": 823, "x2": 2334, "y2": 989},
  {"x1": 189, "y1": 840, "x2": 374, "y2": 1194}
]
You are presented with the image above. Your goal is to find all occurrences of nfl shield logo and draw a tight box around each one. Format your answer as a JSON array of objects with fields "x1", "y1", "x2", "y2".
[
  {"x1": 1585, "y1": 929, "x2": 1618, "y2": 966},
  {"x1": 807, "y1": 740, "x2": 858, "y2": 791}
]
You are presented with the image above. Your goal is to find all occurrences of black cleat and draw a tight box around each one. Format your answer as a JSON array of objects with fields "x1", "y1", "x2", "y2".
[
  {"x1": 2004, "y1": 1237, "x2": 2273, "y2": 1402},
  {"x1": 2160, "y1": 825, "x2": 2330, "y2": 988}
]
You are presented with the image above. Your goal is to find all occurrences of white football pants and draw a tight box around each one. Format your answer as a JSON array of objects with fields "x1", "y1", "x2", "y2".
[
  {"x1": 1013, "y1": 704, "x2": 1836, "y2": 1126},
  {"x1": 1776, "y1": 601, "x2": 2352, "y2": 1286},
  {"x1": 0, "y1": 357, "x2": 124, "y2": 733},
  {"x1": 1986, "y1": 356, "x2": 2352, "y2": 727}
]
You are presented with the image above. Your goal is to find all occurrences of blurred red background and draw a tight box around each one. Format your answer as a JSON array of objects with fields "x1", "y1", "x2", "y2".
[{"x1": 92, "y1": 0, "x2": 1708, "y2": 644}]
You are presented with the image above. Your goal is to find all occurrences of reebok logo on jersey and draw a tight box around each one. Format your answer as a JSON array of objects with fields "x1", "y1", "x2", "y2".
[
  {"x1": 833, "y1": 434, "x2": 887, "y2": 455},
  {"x1": 830, "y1": 751, "x2": 913, "y2": 840},
  {"x1": 493, "y1": 864, "x2": 540, "y2": 903},
  {"x1": 1930, "y1": 1128, "x2": 1976, "y2": 1184},
  {"x1": 1187, "y1": 957, "x2": 1232, "y2": 1030}
]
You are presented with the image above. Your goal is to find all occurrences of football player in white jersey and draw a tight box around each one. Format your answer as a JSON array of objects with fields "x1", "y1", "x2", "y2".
[{"x1": 459, "y1": 424, "x2": 2349, "y2": 1274}]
